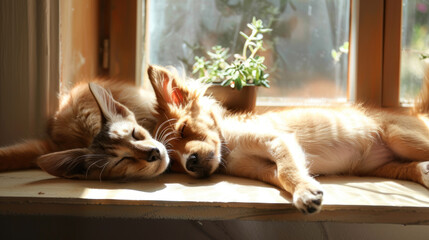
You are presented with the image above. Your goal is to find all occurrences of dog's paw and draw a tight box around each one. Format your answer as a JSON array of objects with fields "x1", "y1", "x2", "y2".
[
  {"x1": 293, "y1": 183, "x2": 324, "y2": 214},
  {"x1": 418, "y1": 161, "x2": 429, "y2": 188}
]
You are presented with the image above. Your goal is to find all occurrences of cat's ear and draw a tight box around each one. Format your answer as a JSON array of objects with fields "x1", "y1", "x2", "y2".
[
  {"x1": 88, "y1": 82, "x2": 133, "y2": 122},
  {"x1": 37, "y1": 148, "x2": 98, "y2": 179},
  {"x1": 147, "y1": 65, "x2": 189, "y2": 108}
]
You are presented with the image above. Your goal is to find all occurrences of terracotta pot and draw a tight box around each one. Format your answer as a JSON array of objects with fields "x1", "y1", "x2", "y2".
[{"x1": 205, "y1": 85, "x2": 257, "y2": 112}]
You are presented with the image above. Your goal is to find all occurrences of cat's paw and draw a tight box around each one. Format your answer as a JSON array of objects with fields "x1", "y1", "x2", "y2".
[
  {"x1": 293, "y1": 183, "x2": 324, "y2": 214},
  {"x1": 418, "y1": 161, "x2": 429, "y2": 188}
]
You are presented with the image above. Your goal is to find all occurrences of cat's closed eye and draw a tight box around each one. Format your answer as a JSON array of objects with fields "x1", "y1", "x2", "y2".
[
  {"x1": 132, "y1": 128, "x2": 146, "y2": 141},
  {"x1": 115, "y1": 156, "x2": 137, "y2": 166}
]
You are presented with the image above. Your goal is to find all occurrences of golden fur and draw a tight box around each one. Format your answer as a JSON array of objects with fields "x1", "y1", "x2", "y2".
[
  {"x1": 0, "y1": 80, "x2": 170, "y2": 180},
  {"x1": 148, "y1": 65, "x2": 429, "y2": 214}
]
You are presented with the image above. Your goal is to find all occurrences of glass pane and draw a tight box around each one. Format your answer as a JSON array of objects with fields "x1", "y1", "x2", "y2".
[
  {"x1": 147, "y1": 0, "x2": 350, "y2": 103},
  {"x1": 401, "y1": 0, "x2": 429, "y2": 104}
]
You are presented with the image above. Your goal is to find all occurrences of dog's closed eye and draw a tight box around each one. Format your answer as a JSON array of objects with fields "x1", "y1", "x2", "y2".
[{"x1": 180, "y1": 122, "x2": 187, "y2": 138}]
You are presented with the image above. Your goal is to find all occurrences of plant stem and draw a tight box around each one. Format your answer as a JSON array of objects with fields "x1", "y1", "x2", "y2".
[
  {"x1": 242, "y1": 29, "x2": 257, "y2": 60},
  {"x1": 249, "y1": 45, "x2": 261, "y2": 59}
]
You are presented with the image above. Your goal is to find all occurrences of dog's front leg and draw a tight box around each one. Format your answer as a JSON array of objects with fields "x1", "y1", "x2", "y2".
[
  {"x1": 226, "y1": 131, "x2": 324, "y2": 214},
  {"x1": 269, "y1": 133, "x2": 324, "y2": 214}
]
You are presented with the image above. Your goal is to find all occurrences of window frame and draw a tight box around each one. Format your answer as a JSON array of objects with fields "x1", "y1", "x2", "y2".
[
  {"x1": 349, "y1": 0, "x2": 385, "y2": 106},
  {"x1": 349, "y1": 0, "x2": 402, "y2": 108},
  {"x1": 382, "y1": 0, "x2": 402, "y2": 108},
  {"x1": 60, "y1": 0, "x2": 137, "y2": 89}
]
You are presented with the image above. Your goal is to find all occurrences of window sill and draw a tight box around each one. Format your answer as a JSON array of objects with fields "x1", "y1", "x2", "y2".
[{"x1": 1, "y1": 170, "x2": 429, "y2": 224}]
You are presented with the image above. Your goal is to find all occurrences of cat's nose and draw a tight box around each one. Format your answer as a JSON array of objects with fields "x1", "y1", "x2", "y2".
[{"x1": 147, "y1": 148, "x2": 161, "y2": 162}]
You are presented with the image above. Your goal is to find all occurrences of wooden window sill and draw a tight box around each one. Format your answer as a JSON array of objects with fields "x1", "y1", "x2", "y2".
[{"x1": 0, "y1": 170, "x2": 429, "y2": 225}]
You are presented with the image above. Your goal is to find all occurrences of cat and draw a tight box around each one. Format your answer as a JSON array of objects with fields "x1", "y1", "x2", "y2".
[
  {"x1": 0, "y1": 80, "x2": 170, "y2": 180},
  {"x1": 146, "y1": 65, "x2": 429, "y2": 214}
]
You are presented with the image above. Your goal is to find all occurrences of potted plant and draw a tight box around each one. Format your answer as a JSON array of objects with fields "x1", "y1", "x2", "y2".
[{"x1": 192, "y1": 17, "x2": 271, "y2": 112}]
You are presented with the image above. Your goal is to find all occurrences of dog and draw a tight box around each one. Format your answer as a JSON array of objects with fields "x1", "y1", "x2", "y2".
[{"x1": 146, "y1": 65, "x2": 429, "y2": 214}]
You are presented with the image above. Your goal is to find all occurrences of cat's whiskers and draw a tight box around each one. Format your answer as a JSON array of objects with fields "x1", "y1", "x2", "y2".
[
  {"x1": 85, "y1": 159, "x2": 105, "y2": 179},
  {"x1": 161, "y1": 132, "x2": 178, "y2": 145},
  {"x1": 99, "y1": 161, "x2": 110, "y2": 182},
  {"x1": 163, "y1": 137, "x2": 179, "y2": 149},
  {"x1": 83, "y1": 154, "x2": 109, "y2": 179},
  {"x1": 155, "y1": 118, "x2": 177, "y2": 140}
]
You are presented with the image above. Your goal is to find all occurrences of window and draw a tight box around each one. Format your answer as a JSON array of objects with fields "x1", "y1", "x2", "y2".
[
  {"x1": 55, "y1": 0, "x2": 422, "y2": 109},
  {"x1": 142, "y1": 0, "x2": 350, "y2": 105},
  {"x1": 57, "y1": 0, "x2": 427, "y2": 109}
]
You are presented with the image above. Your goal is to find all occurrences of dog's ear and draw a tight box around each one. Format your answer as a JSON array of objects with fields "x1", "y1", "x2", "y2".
[
  {"x1": 88, "y1": 82, "x2": 134, "y2": 123},
  {"x1": 147, "y1": 65, "x2": 190, "y2": 108},
  {"x1": 37, "y1": 148, "x2": 99, "y2": 179}
]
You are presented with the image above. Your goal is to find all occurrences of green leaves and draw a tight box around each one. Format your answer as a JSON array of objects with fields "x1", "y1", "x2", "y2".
[
  {"x1": 192, "y1": 56, "x2": 209, "y2": 78},
  {"x1": 339, "y1": 42, "x2": 349, "y2": 53},
  {"x1": 420, "y1": 53, "x2": 429, "y2": 60},
  {"x1": 249, "y1": 17, "x2": 271, "y2": 33},
  {"x1": 192, "y1": 17, "x2": 271, "y2": 90},
  {"x1": 331, "y1": 41, "x2": 349, "y2": 63},
  {"x1": 240, "y1": 31, "x2": 249, "y2": 40},
  {"x1": 331, "y1": 49, "x2": 340, "y2": 62},
  {"x1": 193, "y1": 46, "x2": 230, "y2": 83}
]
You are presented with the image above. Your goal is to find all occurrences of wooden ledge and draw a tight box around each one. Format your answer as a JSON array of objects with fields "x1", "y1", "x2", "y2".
[{"x1": 0, "y1": 170, "x2": 429, "y2": 225}]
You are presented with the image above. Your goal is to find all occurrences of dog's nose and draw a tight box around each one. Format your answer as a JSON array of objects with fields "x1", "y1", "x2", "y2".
[
  {"x1": 186, "y1": 153, "x2": 199, "y2": 172},
  {"x1": 147, "y1": 148, "x2": 161, "y2": 162},
  {"x1": 186, "y1": 152, "x2": 214, "y2": 178}
]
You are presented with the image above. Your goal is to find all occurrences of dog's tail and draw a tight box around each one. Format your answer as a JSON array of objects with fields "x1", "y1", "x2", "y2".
[
  {"x1": 0, "y1": 139, "x2": 53, "y2": 172},
  {"x1": 412, "y1": 62, "x2": 429, "y2": 114}
]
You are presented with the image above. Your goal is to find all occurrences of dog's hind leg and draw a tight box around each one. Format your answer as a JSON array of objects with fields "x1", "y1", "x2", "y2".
[
  {"x1": 367, "y1": 161, "x2": 429, "y2": 188},
  {"x1": 382, "y1": 115, "x2": 429, "y2": 162}
]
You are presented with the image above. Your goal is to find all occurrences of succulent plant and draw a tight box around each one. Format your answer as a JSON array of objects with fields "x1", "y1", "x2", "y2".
[{"x1": 193, "y1": 17, "x2": 271, "y2": 90}]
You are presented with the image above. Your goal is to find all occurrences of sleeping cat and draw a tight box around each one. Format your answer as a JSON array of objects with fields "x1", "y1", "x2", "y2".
[{"x1": 0, "y1": 80, "x2": 170, "y2": 180}]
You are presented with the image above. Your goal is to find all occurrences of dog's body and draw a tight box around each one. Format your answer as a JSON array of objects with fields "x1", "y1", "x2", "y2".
[
  {"x1": 216, "y1": 107, "x2": 429, "y2": 213},
  {"x1": 148, "y1": 65, "x2": 429, "y2": 214},
  {"x1": 0, "y1": 80, "x2": 170, "y2": 180}
]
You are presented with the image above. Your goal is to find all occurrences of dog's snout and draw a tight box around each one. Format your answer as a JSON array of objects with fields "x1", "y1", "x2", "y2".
[
  {"x1": 147, "y1": 148, "x2": 161, "y2": 162},
  {"x1": 186, "y1": 153, "x2": 199, "y2": 172},
  {"x1": 185, "y1": 152, "x2": 216, "y2": 178}
]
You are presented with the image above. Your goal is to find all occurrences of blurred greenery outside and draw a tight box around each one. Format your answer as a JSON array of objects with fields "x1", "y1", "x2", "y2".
[
  {"x1": 148, "y1": 0, "x2": 350, "y2": 103},
  {"x1": 147, "y1": 0, "x2": 428, "y2": 104},
  {"x1": 401, "y1": 0, "x2": 429, "y2": 104}
]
